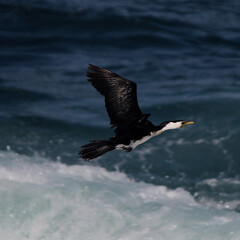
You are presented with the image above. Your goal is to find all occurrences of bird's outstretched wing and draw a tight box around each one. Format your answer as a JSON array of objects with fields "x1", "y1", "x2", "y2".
[{"x1": 87, "y1": 64, "x2": 148, "y2": 126}]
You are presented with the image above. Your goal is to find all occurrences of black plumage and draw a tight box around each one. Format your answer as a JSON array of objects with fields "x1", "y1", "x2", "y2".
[
  {"x1": 87, "y1": 64, "x2": 148, "y2": 127},
  {"x1": 79, "y1": 65, "x2": 193, "y2": 160}
]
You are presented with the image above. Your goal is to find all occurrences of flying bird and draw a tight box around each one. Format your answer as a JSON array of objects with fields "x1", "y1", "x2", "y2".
[{"x1": 79, "y1": 65, "x2": 194, "y2": 160}]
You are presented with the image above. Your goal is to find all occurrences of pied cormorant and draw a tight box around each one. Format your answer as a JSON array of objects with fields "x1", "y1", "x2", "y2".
[{"x1": 79, "y1": 65, "x2": 194, "y2": 160}]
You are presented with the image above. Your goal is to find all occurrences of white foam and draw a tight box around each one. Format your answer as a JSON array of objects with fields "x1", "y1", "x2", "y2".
[
  {"x1": 0, "y1": 151, "x2": 240, "y2": 240},
  {"x1": 196, "y1": 178, "x2": 240, "y2": 211},
  {"x1": 199, "y1": 178, "x2": 240, "y2": 187}
]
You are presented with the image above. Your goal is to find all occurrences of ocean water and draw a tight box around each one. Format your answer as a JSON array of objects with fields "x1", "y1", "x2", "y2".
[
  {"x1": 0, "y1": 0, "x2": 240, "y2": 239},
  {"x1": 1, "y1": 151, "x2": 240, "y2": 240}
]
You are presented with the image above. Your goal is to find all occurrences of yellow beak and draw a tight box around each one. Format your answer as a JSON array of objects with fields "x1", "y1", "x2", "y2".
[{"x1": 181, "y1": 121, "x2": 194, "y2": 127}]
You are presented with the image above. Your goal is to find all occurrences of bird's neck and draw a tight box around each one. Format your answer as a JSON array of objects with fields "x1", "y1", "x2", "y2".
[
  {"x1": 153, "y1": 121, "x2": 181, "y2": 135},
  {"x1": 153, "y1": 125, "x2": 165, "y2": 136}
]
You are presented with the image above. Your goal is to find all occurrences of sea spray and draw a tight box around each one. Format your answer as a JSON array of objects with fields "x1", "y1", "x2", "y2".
[{"x1": 0, "y1": 151, "x2": 239, "y2": 240}]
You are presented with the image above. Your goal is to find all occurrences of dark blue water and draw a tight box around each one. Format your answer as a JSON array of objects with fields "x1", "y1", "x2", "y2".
[{"x1": 0, "y1": 0, "x2": 240, "y2": 238}]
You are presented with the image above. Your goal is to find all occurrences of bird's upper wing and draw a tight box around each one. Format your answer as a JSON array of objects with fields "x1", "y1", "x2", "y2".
[{"x1": 87, "y1": 64, "x2": 147, "y2": 126}]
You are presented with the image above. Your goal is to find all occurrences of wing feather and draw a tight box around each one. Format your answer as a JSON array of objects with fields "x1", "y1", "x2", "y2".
[{"x1": 87, "y1": 64, "x2": 146, "y2": 126}]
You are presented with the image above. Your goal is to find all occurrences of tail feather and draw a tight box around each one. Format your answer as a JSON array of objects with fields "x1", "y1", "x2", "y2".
[{"x1": 79, "y1": 140, "x2": 115, "y2": 161}]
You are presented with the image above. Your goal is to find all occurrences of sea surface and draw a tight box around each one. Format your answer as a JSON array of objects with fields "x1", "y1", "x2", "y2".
[{"x1": 0, "y1": 0, "x2": 240, "y2": 239}]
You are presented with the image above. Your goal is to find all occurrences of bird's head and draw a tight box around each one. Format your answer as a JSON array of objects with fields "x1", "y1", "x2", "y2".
[{"x1": 156, "y1": 120, "x2": 194, "y2": 133}]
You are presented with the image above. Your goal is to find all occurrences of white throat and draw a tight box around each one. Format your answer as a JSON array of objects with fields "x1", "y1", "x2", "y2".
[{"x1": 155, "y1": 122, "x2": 182, "y2": 135}]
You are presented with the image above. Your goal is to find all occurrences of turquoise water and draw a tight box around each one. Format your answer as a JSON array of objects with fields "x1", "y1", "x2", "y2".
[
  {"x1": 0, "y1": 0, "x2": 240, "y2": 239},
  {"x1": 0, "y1": 151, "x2": 240, "y2": 240}
]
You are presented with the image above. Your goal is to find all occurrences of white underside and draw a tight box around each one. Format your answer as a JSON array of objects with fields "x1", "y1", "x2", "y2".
[
  {"x1": 116, "y1": 122, "x2": 182, "y2": 151},
  {"x1": 116, "y1": 134, "x2": 154, "y2": 150},
  {"x1": 116, "y1": 131, "x2": 163, "y2": 150}
]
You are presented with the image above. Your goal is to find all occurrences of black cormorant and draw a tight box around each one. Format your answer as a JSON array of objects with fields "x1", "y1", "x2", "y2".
[{"x1": 79, "y1": 65, "x2": 194, "y2": 160}]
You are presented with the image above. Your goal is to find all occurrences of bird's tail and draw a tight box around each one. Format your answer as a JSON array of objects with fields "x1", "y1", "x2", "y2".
[{"x1": 79, "y1": 140, "x2": 115, "y2": 161}]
